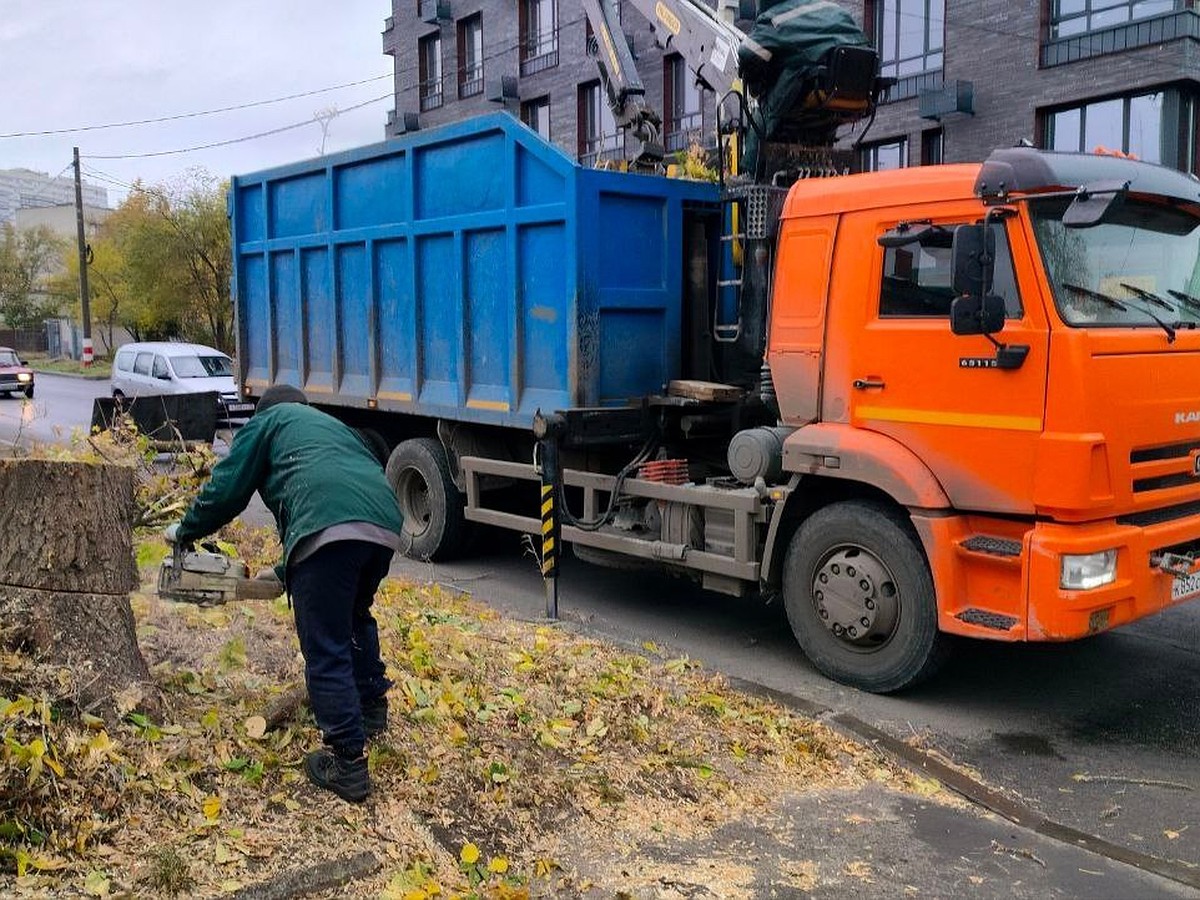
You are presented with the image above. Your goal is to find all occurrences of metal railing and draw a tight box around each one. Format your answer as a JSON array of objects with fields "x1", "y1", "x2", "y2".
[
  {"x1": 1042, "y1": 9, "x2": 1199, "y2": 67},
  {"x1": 665, "y1": 111, "x2": 703, "y2": 152},
  {"x1": 520, "y1": 29, "x2": 559, "y2": 75},
  {"x1": 459, "y1": 67, "x2": 484, "y2": 98},
  {"x1": 881, "y1": 69, "x2": 943, "y2": 104},
  {"x1": 579, "y1": 132, "x2": 625, "y2": 166},
  {"x1": 420, "y1": 79, "x2": 443, "y2": 111}
]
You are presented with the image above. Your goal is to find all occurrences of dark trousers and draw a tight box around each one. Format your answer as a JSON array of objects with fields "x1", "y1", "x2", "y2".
[{"x1": 288, "y1": 540, "x2": 393, "y2": 758}]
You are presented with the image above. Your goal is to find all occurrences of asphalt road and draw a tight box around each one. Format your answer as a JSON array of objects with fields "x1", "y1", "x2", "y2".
[{"x1": 14, "y1": 373, "x2": 1200, "y2": 893}]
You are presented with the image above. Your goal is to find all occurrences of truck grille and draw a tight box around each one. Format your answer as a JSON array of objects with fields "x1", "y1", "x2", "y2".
[{"x1": 1129, "y1": 439, "x2": 1200, "y2": 494}]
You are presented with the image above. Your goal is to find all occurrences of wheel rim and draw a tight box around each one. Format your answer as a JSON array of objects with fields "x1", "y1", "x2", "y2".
[
  {"x1": 811, "y1": 544, "x2": 901, "y2": 651},
  {"x1": 395, "y1": 466, "x2": 433, "y2": 539}
]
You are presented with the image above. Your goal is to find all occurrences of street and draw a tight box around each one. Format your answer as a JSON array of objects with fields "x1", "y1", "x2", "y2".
[{"x1": 15, "y1": 373, "x2": 1200, "y2": 893}]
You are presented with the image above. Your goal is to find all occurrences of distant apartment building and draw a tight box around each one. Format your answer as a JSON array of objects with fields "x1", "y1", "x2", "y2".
[
  {"x1": 0, "y1": 168, "x2": 108, "y2": 225},
  {"x1": 384, "y1": 0, "x2": 1200, "y2": 174}
]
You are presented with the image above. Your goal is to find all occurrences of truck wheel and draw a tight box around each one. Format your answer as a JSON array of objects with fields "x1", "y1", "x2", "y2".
[
  {"x1": 782, "y1": 500, "x2": 949, "y2": 693},
  {"x1": 385, "y1": 437, "x2": 466, "y2": 561}
]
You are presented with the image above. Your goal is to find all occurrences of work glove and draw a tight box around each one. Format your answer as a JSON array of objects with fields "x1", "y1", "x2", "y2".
[{"x1": 163, "y1": 522, "x2": 193, "y2": 551}]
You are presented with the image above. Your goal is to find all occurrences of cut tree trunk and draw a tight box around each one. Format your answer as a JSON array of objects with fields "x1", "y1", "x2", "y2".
[{"x1": 0, "y1": 459, "x2": 156, "y2": 718}]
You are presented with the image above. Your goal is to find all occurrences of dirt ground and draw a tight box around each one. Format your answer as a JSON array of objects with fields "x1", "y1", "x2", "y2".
[{"x1": 1, "y1": 530, "x2": 952, "y2": 899}]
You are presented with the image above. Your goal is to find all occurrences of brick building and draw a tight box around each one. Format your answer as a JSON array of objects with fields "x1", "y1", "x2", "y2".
[{"x1": 384, "y1": 0, "x2": 1200, "y2": 173}]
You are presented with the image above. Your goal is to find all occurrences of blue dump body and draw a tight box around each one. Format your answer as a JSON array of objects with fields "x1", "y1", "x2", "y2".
[{"x1": 231, "y1": 114, "x2": 720, "y2": 428}]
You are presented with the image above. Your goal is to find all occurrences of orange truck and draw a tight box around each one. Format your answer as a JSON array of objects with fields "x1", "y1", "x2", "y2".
[
  {"x1": 463, "y1": 145, "x2": 1200, "y2": 692},
  {"x1": 232, "y1": 117, "x2": 1200, "y2": 693}
]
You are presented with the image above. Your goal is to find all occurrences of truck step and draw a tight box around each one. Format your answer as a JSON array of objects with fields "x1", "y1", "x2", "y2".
[
  {"x1": 955, "y1": 608, "x2": 1019, "y2": 632},
  {"x1": 961, "y1": 535, "x2": 1022, "y2": 556},
  {"x1": 958, "y1": 535, "x2": 1023, "y2": 562}
]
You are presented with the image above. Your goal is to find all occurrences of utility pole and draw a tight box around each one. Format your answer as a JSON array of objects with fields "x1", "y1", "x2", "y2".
[{"x1": 72, "y1": 147, "x2": 93, "y2": 366}]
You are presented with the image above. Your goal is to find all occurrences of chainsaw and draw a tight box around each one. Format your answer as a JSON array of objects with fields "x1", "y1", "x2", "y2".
[{"x1": 158, "y1": 541, "x2": 284, "y2": 606}]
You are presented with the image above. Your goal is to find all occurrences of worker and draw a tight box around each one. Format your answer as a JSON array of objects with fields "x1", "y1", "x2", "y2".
[{"x1": 167, "y1": 384, "x2": 404, "y2": 803}]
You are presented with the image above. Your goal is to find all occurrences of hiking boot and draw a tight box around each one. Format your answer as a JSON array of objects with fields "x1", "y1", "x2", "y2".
[
  {"x1": 304, "y1": 748, "x2": 369, "y2": 803},
  {"x1": 362, "y1": 696, "x2": 388, "y2": 739}
]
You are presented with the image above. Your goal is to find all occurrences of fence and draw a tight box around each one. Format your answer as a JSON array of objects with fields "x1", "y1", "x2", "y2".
[{"x1": 0, "y1": 327, "x2": 49, "y2": 354}]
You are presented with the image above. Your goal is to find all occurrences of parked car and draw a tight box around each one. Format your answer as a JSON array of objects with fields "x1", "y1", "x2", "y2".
[
  {"x1": 110, "y1": 342, "x2": 253, "y2": 423},
  {"x1": 0, "y1": 347, "x2": 34, "y2": 399}
]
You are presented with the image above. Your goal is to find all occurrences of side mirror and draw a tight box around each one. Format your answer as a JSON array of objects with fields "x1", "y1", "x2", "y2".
[
  {"x1": 951, "y1": 294, "x2": 1006, "y2": 336},
  {"x1": 951, "y1": 224, "x2": 995, "y2": 297}
]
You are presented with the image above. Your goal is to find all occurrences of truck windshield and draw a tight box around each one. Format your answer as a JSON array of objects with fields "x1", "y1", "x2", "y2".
[
  {"x1": 170, "y1": 354, "x2": 233, "y2": 377},
  {"x1": 1030, "y1": 196, "x2": 1200, "y2": 329}
]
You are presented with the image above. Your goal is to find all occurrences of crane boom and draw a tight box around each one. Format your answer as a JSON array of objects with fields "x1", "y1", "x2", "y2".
[{"x1": 580, "y1": 0, "x2": 885, "y2": 172}]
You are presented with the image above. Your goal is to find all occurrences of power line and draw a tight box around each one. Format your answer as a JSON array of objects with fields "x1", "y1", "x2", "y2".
[
  {"x1": 84, "y1": 93, "x2": 393, "y2": 162},
  {"x1": 0, "y1": 73, "x2": 393, "y2": 140}
]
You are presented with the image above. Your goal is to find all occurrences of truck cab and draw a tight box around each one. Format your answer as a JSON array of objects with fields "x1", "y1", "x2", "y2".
[{"x1": 769, "y1": 147, "x2": 1200, "y2": 687}]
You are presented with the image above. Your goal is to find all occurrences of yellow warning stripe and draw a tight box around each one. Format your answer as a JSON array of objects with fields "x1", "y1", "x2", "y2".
[
  {"x1": 856, "y1": 405, "x2": 1042, "y2": 432},
  {"x1": 541, "y1": 498, "x2": 553, "y2": 516},
  {"x1": 543, "y1": 537, "x2": 555, "y2": 554},
  {"x1": 466, "y1": 399, "x2": 511, "y2": 411}
]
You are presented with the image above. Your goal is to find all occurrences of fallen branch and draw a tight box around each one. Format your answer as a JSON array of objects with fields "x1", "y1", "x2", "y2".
[
  {"x1": 228, "y1": 851, "x2": 380, "y2": 900},
  {"x1": 990, "y1": 839, "x2": 1046, "y2": 868},
  {"x1": 1072, "y1": 774, "x2": 1193, "y2": 791},
  {"x1": 261, "y1": 683, "x2": 308, "y2": 733}
]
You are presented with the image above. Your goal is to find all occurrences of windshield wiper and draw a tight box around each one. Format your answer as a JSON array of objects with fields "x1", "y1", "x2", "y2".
[
  {"x1": 1168, "y1": 289, "x2": 1200, "y2": 313},
  {"x1": 1061, "y1": 282, "x2": 1127, "y2": 310},
  {"x1": 1061, "y1": 282, "x2": 1175, "y2": 343},
  {"x1": 1120, "y1": 282, "x2": 1176, "y2": 312}
]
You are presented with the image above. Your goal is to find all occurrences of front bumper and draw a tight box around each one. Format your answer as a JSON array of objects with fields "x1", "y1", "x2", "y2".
[{"x1": 1025, "y1": 513, "x2": 1200, "y2": 640}]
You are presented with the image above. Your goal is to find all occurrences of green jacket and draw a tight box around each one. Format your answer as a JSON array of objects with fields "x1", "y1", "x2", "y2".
[{"x1": 177, "y1": 403, "x2": 403, "y2": 569}]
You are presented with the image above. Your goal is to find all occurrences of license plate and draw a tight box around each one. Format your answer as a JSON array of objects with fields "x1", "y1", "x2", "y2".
[
  {"x1": 1171, "y1": 571, "x2": 1200, "y2": 601},
  {"x1": 225, "y1": 403, "x2": 254, "y2": 414}
]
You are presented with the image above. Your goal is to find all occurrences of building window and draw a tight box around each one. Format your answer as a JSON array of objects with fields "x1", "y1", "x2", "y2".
[
  {"x1": 664, "y1": 55, "x2": 704, "y2": 152},
  {"x1": 874, "y1": 0, "x2": 945, "y2": 81},
  {"x1": 457, "y1": 14, "x2": 484, "y2": 98},
  {"x1": 860, "y1": 137, "x2": 908, "y2": 172},
  {"x1": 419, "y1": 34, "x2": 443, "y2": 111},
  {"x1": 578, "y1": 82, "x2": 623, "y2": 165},
  {"x1": 1049, "y1": 0, "x2": 1183, "y2": 38},
  {"x1": 521, "y1": 96, "x2": 551, "y2": 139},
  {"x1": 520, "y1": 0, "x2": 558, "y2": 75},
  {"x1": 1045, "y1": 91, "x2": 1166, "y2": 163},
  {"x1": 921, "y1": 128, "x2": 943, "y2": 165}
]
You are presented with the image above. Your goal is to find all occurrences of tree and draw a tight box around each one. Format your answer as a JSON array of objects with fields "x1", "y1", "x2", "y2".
[
  {"x1": 0, "y1": 224, "x2": 66, "y2": 330},
  {"x1": 57, "y1": 172, "x2": 234, "y2": 352}
]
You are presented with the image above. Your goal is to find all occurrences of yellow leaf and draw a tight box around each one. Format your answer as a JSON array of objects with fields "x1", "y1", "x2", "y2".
[
  {"x1": 84, "y1": 869, "x2": 110, "y2": 897},
  {"x1": 488, "y1": 856, "x2": 510, "y2": 874},
  {"x1": 203, "y1": 795, "x2": 222, "y2": 821},
  {"x1": 460, "y1": 843, "x2": 480, "y2": 865},
  {"x1": 44, "y1": 755, "x2": 65, "y2": 778},
  {"x1": 1165, "y1": 829, "x2": 1181, "y2": 840},
  {"x1": 401, "y1": 891, "x2": 428, "y2": 900},
  {"x1": 29, "y1": 854, "x2": 68, "y2": 871},
  {"x1": 244, "y1": 716, "x2": 267, "y2": 740}
]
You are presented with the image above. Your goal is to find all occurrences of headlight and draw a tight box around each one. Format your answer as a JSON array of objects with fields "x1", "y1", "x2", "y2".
[
  {"x1": 1060, "y1": 550, "x2": 1117, "y2": 590},
  {"x1": 16, "y1": 373, "x2": 31, "y2": 383}
]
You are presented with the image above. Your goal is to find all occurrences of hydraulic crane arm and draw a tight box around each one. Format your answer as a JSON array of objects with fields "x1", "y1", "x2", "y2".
[
  {"x1": 580, "y1": 0, "x2": 885, "y2": 171},
  {"x1": 579, "y1": 0, "x2": 665, "y2": 161}
]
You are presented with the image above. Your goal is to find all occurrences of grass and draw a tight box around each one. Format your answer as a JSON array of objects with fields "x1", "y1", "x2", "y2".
[{"x1": 22, "y1": 353, "x2": 112, "y2": 378}]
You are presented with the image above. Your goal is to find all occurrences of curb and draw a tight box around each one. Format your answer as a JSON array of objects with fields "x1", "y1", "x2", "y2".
[{"x1": 30, "y1": 369, "x2": 110, "y2": 381}]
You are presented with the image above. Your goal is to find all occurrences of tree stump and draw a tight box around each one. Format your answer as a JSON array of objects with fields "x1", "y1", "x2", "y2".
[{"x1": 0, "y1": 459, "x2": 156, "y2": 718}]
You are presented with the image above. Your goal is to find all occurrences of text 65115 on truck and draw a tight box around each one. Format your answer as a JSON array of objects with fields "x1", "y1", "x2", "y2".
[{"x1": 227, "y1": 0, "x2": 1200, "y2": 691}]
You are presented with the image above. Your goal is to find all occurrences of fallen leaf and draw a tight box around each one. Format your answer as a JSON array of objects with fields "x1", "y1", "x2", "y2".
[{"x1": 244, "y1": 716, "x2": 267, "y2": 740}]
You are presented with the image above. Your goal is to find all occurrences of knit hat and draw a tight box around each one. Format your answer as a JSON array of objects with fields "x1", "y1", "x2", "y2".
[{"x1": 256, "y1": 384, "x2": 309, "y2": 413}]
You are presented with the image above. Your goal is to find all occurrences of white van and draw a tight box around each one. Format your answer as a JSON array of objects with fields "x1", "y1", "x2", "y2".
[{"x1": 111, "y1": 342, "x2": 254, "y2": 422}]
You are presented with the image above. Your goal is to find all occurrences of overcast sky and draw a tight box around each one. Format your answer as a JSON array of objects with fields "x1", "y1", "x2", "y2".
[{"x1": 0, "y1": 0, "x2": 395, "y2": 205}]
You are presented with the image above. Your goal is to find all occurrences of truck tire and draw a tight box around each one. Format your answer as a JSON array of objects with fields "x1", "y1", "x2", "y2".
[
  {"x1": 385, "y1": 437, "x2": 466, "y2": 561},
  {"x1": 782, "y1": 500, "x2": 949, "y2": 693}
]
